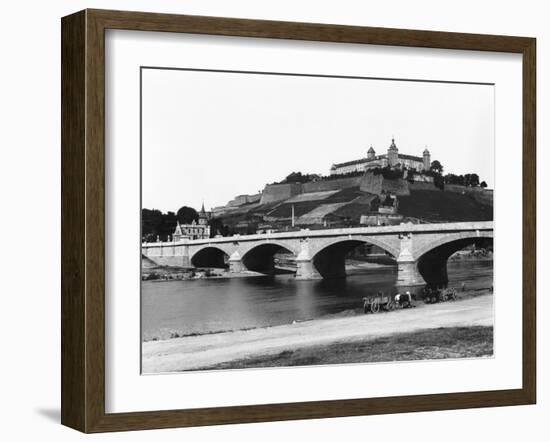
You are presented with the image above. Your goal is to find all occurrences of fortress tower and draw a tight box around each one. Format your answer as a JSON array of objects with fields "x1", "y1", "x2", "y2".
[
  {"x1": 387, "y1": 138, "x2": 399, "y2": 166},
  {"x1": 331, "y1": 136, "x2": 430, "y2": 175},
  {"x1": 423, "y1": 148, "x2": 431, "y2": 171},
  {"x1": 367, "y1": 145, "x2": 376, "y2": 160}
]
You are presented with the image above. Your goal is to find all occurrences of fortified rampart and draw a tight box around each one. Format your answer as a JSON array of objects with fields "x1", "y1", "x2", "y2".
[
  {"x1": 260, "y1": 183, "x2": 303, "y2": 204},
  {"x1": 359, "y1": 173, "x2": 410, "y2": 196},
  {"x1": 227, "y1": 193, "x2": 262, "y2": 207},
  {"x1": 260, "y1": 177, "x2": 364, "y2": 205},
  {"x1": 302, "y1": 176, "x2": 363, "y2": 193},
  {"x1": 217, "y1": 173, "x2": 491, "y2": 221}
]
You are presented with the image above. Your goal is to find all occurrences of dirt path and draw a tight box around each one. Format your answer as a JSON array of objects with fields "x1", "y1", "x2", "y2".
[{"x1": 142, "y1": 294, "x2": 493, "y2": 373}]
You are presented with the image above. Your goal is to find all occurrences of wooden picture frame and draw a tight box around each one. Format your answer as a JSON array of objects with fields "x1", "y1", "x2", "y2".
[{"x1": 61, "y1": 9, "x2": 536, "y2": 433}]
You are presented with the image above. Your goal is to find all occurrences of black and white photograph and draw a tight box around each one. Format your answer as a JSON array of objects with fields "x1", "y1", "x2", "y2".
[
  {"x1": 140, "y1": 67, "x2": 494, "y2": 374},
  {"x1": 1, "y1": 0, "x2": 544, "y2": 438}
]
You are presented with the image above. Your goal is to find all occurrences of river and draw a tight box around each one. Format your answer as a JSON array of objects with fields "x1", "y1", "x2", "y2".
[{"x1": 141, "y1": 259, "x2": 493, "y2": 341}]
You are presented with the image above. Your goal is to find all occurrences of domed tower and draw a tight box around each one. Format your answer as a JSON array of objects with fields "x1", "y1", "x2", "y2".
[
  {"x1": 387, "y1": 138, "x2": 399, "y2": 167},
  {"x1": 423, "y1": 147, "x2": 431, "y2": 171},
  {"x1": 367, "y1": 145, "x2": 376, "y2": 160}
]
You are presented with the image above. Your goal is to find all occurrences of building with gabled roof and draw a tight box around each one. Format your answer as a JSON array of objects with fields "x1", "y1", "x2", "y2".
[{"x1": 172, "y1": 203, "x2": 211, "y2": 241}]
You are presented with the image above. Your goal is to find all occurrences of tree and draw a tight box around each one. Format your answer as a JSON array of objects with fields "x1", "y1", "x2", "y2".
[
  {"x1": 141, "y1": 208, "x2": 179, "y2": 242},
  {"x1": 444, "y1": 173, "x2": 463, "y2": 185},
  {"x1": 209, "y1": 218, "x2": 228, "y2": 237},
  {"x1": 176, "y1": 206, "x2": 199, "y2": 224},
  {"x1": 463, "y1": 173, "x2": 480, "y2": 187},
  {"x1": 430, "y1": 160, "x2": 444, "y2": 174},
  {"x1": 142, "y1": 208, "x2": 162, "y2": 236},
  {"x1": 433, "y1": 174, "x2": 445, "y2": 190},
  {"x1": 480, "y1": 181, "x2": 488, "y2": 188}
]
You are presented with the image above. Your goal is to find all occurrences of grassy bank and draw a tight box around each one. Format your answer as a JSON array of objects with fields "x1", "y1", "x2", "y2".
[{"x1": 200, "y1": 326, "x2": 493, "y2": 370}]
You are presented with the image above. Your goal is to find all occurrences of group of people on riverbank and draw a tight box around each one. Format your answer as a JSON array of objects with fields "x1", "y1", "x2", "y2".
[{"x1": 362, "y1": 290, "x2": 414, "y2": 314}]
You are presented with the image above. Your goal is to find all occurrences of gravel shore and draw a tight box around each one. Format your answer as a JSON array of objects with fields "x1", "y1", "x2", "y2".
[{"x1": 142, "y1": 293, "x2": 493, "y2": 373}]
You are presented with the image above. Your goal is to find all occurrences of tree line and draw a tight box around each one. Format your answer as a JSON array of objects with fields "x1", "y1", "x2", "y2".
[
  {"x1": 426, "y1": 161, "x2": 488, "y2": 189},
  {"x1": 272, "y1": 161, "x2": 487, "y2": 190},
  {"x1": 142, "y1": 206, "x2": 231, "y2": 242}
]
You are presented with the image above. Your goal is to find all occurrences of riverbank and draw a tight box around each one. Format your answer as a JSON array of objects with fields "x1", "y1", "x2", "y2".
[
  {"x1": 201, "y1": 325, "x2": 493, "y2": 370},
  {"x1": 142, "y1": 292, "x2": 493, "y2": 373},
  {"x1": 141, "y1": 260, "x2": 395, "y2": 281},
  {"x1": 143, "y1": 287, "x2": 491, "y2": 341}
]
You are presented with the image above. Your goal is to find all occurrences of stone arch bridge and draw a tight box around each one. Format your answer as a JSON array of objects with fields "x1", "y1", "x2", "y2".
[{"x1": 142, "y1": 221, "x2": 493, "y2": 287}]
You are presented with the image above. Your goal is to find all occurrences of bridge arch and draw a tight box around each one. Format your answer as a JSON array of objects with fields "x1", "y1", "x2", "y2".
[
  {"x1": 310, "y1": 235, "x2": 400, "y2": 259},
  {"x1": 240, "y1": 241, "x2": 298, "y2": 275},
  {"x1": 413, "y1": 230, "x2": 493, "y2": 261},
  {"x1": 309, "y1": 236, "x2": 399, "y2": 279},
  {"x1": 190, "y1": 245, "x2": 231, "y2": 269},
  {"x1": 414, "y1": 231, "x2": 493, "y2": 287}
]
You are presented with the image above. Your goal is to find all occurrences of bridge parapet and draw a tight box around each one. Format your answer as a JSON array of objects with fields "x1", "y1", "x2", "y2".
[{"x1": 141, "y1": 221, "x2": 493, "y2": 249}]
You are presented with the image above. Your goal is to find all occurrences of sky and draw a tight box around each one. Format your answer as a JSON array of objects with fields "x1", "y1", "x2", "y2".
[{"x1": 141, "y1": 68, "x2": 494, "y2": 213}]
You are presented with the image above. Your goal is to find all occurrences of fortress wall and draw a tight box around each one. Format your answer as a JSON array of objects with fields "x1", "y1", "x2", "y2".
[
  {"x1": 211, "y1": 206, "x2": 229, "y2": 217},
  {"x1": 228, "y1": 193, "x2": 262, "y2": 207},
  {"x1": 260, "y1": 183, "x2": 303, "y2": 204},
  {"x1": 360, "y1": 173, "x2": 410, "y2": 196},
  {"x1": 302, "y1": 176, "x2": 363, "y2": 193},
  {"x1": 248, "y1": 194, "x2": 262, "y2": 203},
  {"x1": 359, "y1": 173, "x2": 384, "y2": 195},
  {"x1": 382, "y1": 178, "x2": 410, "y2": 195}
]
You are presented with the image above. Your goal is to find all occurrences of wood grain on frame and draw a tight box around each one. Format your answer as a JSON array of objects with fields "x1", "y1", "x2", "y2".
[{"x1": 61, "y1": 9, "x2": 536, "y2": 433}]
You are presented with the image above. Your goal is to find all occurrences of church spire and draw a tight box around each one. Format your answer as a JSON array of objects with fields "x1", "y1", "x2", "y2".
[{"x1": 198, "y1": 201, "x2": 208, "y2": 226}]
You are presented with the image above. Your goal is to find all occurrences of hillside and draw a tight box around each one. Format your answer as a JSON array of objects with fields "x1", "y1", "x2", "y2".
[
  {"x1": 398, "y1": 189, "x2": 493, "y2": 222},
  {"x1": 211, "y1": 173, "x2": 493, "y2": 234}
]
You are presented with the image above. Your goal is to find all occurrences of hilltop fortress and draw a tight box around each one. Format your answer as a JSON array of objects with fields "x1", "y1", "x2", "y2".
[
  {"x1": 330, "y1": 138, "x2": 431, "y2": 175},
  {"x1": 207, "y1": 138, "x2": 493, "y2": 234}
]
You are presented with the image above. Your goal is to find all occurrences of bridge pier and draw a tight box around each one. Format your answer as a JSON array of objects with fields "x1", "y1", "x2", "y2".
[
  {"x1": 396, "y1": 260, "x2": 425, "y2": 287},
  {"x1": 294, "y1": 238, "x2": 322, "y2": 280},
  {"x1": 180, "y1": 243, "x2": 191, "y2": 268},
  {"x1": 295, "y1": 258, "x2": 322, "y2": 280},
  {"x1": 396, "y1": 233, "x2": 425, "y2": 287},
  {"x1": 181, "y1": 255, "x2": 191, "y2": 268},
  {"x1": 228, "y1": 251, "x2": 247, "y2": 273}
]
